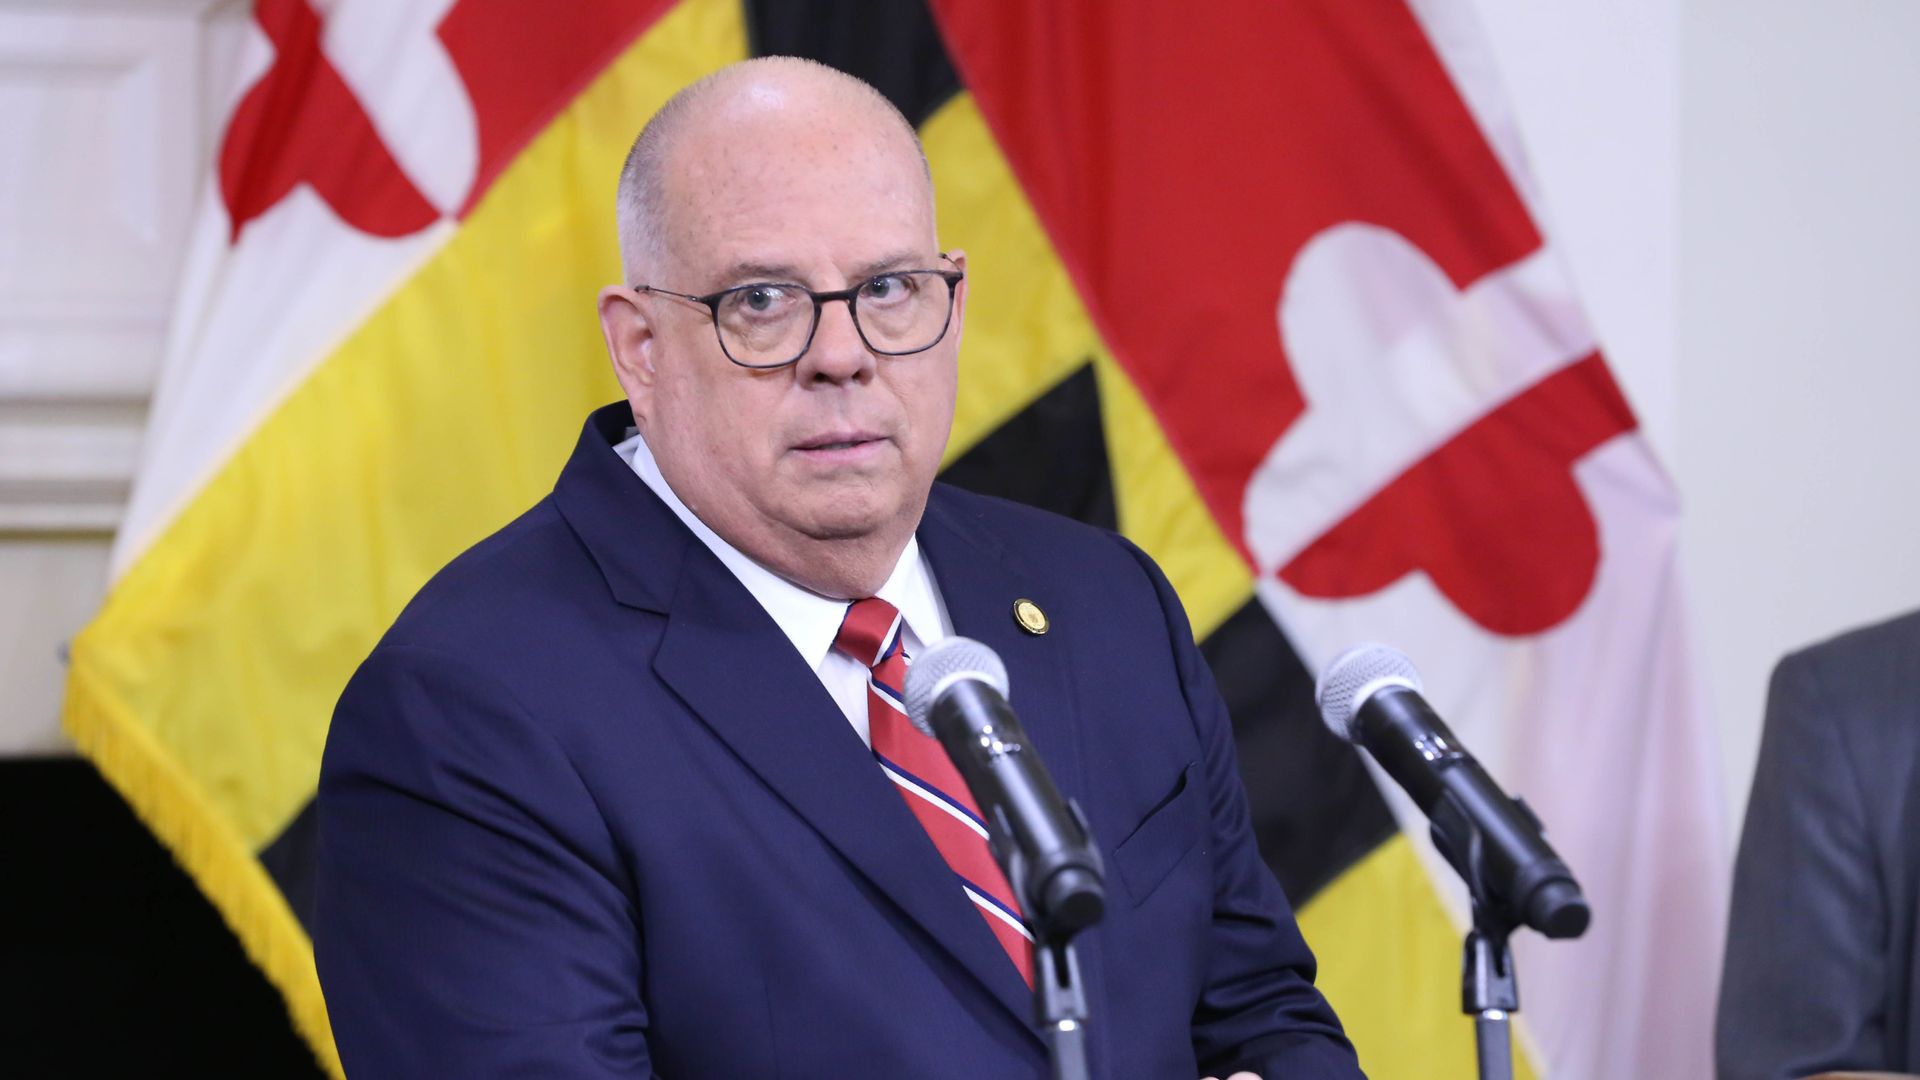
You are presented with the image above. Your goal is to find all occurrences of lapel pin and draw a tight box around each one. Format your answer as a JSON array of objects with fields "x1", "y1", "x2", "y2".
[{"x1": 1012, "y1": 598, "x2": 1049, "y2": 635}]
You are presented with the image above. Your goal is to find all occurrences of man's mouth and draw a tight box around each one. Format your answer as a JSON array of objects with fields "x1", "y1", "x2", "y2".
[{"x1": 795, "y1": 431, "x2": 886, "y2": 453}]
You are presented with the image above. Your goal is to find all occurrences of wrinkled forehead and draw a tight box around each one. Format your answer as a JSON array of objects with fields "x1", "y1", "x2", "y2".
[{"x1": 658, "y1": 96, "x2": 936, "y2": 286}]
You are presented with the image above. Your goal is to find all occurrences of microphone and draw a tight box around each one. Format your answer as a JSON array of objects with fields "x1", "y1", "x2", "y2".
[
  {"x1": 904, "y1": 637, "x2": 1105, "y2": 942},
  {"x1": 1316, "y1": 644, "x2": 1589, "y2": 939}
]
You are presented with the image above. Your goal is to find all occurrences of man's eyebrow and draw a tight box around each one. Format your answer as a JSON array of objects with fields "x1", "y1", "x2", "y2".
[
  {"x1": 710, "y1": 252, "x2": 935, "y2": 289},
  {"x1": 712, "y1": 260, "x2": 803, "y2": 287},
  {"x1": 850, "y1": 252, "x2": 933, "y2": 280}
]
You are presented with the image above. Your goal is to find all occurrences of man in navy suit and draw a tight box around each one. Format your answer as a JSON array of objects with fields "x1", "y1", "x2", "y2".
[{"x1": 314, "y1": 56, "x2": 1361, "y2": 1079}]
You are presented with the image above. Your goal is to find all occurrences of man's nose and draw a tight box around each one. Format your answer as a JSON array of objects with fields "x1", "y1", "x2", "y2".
[{"x1": 797, "y1": 298, "x2": 876, "y2": 384}]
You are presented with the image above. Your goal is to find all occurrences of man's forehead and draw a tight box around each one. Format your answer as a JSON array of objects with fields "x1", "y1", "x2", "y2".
[
  {"x1": 685, "y1": 212, "x2": 937, "y2": 286},
  {"x1": 659, "y1": 123, "x2": 935, "y2": 283},
  {"x1": 676, "y1": 111, "x2": 919, "y2": 193},
  {"x1": 663, "y1": 70, "x2": 926, "y2": 200}
]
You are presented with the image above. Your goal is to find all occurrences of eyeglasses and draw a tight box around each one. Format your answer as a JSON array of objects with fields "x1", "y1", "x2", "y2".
[{"x1": 633, "y1": 258, "x2": 965, "y2": 370}]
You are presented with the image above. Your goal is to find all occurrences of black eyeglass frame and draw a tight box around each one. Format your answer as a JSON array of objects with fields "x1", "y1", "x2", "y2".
[{"x1": 632, "y1": 256, "x2": 965, "y2": 370}]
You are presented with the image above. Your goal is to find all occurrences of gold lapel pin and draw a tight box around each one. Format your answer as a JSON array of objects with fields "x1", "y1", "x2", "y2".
[{"x1": 1012, "y1": 598, "x2": 1049, "y2": 635}]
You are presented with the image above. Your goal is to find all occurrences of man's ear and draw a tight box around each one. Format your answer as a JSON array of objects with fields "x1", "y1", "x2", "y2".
[{"x1": 598, "y1": 285, "x2": 657, "y2": 416}]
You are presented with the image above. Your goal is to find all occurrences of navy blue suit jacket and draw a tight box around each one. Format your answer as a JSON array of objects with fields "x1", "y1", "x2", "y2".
[{"x1": 315, "y1": 403, "x2": 1360, "y2": 1078}]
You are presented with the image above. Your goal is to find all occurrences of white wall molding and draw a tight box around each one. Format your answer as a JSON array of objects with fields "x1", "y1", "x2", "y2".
[
  {"x1": 0, "y1": 0, "x2": 240, "y2": 536},
  {"x1": 0, "y1": 0, "x2": 243, "y2": 753}
]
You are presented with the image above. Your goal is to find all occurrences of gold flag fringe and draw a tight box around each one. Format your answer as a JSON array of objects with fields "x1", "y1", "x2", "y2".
[{"x1": 62, "y1": 649, "x2": 344, "y2": 1079}]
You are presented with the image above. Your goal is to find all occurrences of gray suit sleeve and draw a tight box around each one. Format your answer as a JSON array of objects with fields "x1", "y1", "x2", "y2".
[{"x1": 1716, "y1": 650, "x2": 1886, "y2": 1079}]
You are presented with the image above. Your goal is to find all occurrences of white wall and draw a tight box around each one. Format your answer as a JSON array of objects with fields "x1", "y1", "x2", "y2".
[
  {"x1": 1465, "y1": 0, "x2": 1920, "y2": 826},
  {"x1": 5, "y1": 0, "x2": 1918, "y2": 841},
  {"x1": 0, "y1": 539, "x2": 108, "y2": 753},
  {"x1": 1679, "y1": 0, "x2": 1920, "y2": 820}
]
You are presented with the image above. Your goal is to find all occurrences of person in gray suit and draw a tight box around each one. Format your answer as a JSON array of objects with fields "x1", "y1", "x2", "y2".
[{"x1": 1717, "y1": 608, "x2": 1920, "y2": 1079}]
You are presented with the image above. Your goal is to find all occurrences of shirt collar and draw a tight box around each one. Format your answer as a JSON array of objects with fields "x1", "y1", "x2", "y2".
[{"x1": 612, "y1": 430, "x2": 945, "y2": 669}]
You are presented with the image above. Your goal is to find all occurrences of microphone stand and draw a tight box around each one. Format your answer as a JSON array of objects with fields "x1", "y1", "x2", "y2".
[
  {"x1": 988, "y1": 804, "x2": 1100, "y2": 1080},
  {"x1": 1034, "y1": 935, "x2": 1091, "y2": 1080},
  {"x1": 1462, "y1": 908, "x2": 1520, "y2": 1080},
  {"x1": 1428, "y1": 797, "x2": 1551, "y2": 1080}
]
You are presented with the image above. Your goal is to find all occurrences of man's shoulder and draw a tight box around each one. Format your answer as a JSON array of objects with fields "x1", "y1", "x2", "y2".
[
  {"x1": 1794, "y1": 607, "x2": 1920, "y2": 668},
  {"x1": 380, "y1": 495, "x2": 615, "y2": 656},
  {"x1": 1773, "y1": 607, "x2": 1920, "y2": 753},
  {"x1": 922, "y1": 483, "x2": 1180, "y2": 635},
  {"x1": 1781, "y1": 608, "x2": 1920, "y2": 691},
  {"x1": 925, "y1": 482, "x2": 1142, "y2": 568}
]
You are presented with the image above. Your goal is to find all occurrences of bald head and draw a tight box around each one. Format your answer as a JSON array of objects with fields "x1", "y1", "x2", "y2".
[{"x1": 615, "y1": 56, "x2": 933, "y2": 283}]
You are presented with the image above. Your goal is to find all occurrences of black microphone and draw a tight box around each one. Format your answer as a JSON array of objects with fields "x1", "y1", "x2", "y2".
[
  {"x1": 904, "y1": 637, "x2": 1105, "y2": 943},
  {"x1": 1316, "y1": 644, "x2": 1590, "y2": 939}
]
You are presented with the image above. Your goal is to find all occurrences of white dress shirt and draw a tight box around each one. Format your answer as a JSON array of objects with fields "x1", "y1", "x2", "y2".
[{"x1": 614, "y1": 430, "x2": 952, "y2": 746}]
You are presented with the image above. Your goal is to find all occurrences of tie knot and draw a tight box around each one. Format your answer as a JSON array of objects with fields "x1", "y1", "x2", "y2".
[{"x1": 835, "y1": 597, "x2": 902, "y2": 669}]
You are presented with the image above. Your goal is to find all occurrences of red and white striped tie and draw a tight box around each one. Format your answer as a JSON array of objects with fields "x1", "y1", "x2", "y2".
[{"x1": 835, "y1": 597, "x2": 1034, "y2": 986}]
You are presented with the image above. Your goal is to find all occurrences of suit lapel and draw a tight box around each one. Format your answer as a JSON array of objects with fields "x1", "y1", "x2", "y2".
[{"x1": 652, "y1": 532, "x2": 1041, "y2": 1038}]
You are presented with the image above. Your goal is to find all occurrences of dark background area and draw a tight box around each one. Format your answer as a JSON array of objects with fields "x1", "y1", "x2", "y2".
[{"x1": 1, "y1": 757, "x2": 329, "y2": 1076}]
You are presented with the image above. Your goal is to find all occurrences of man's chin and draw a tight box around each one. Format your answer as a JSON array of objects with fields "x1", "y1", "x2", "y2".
[
  {"x1": 796, "y1": 510, "x2": 890, "y2": 542},
  {"x1": 783, "y1": 491, "x2": 908, "y2": 543}
]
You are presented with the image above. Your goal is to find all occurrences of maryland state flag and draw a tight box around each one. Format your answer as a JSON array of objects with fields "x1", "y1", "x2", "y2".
[{"x1": 66, "y1": 1, "x2": 1725, "y2": 1076}]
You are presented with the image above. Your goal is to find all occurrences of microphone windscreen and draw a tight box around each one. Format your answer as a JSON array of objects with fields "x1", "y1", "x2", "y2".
[
  {"x1": 1315, "y1": 643, "x2": 1422, "y2": 743},
  {"x1": 904, "y1": 636, "x2": 1009, "y2": 738}
]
